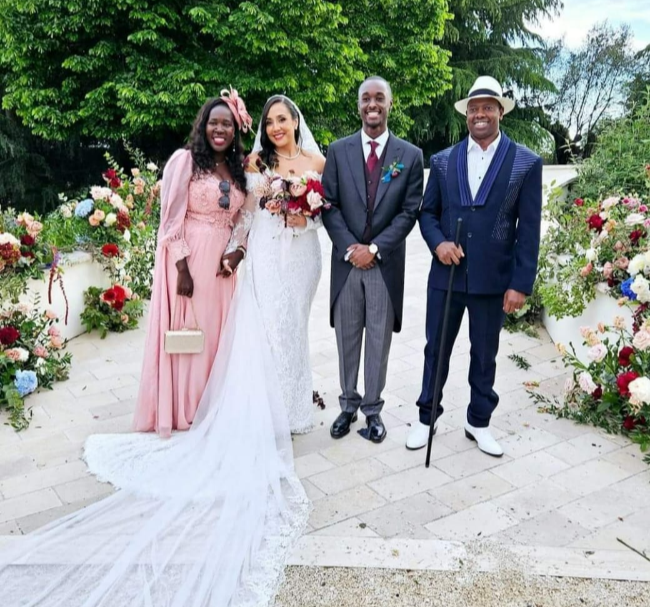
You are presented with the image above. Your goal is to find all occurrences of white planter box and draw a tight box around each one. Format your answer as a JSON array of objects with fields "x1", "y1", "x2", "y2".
[
  {"x1": 20, "y1": 251, "x2": 111, "y2": 341},
  {"x1": 542, "y1": 292, "x2": 634, "y2": 363}
]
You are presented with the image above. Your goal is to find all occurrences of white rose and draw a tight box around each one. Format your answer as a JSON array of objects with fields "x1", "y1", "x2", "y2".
[
  {"x1": 91, "y1": 186, "x2": 112, "y2": 201},
  {"x1": 146, "y1": 162, "x2": 158, "y2": 172},
  {"x1": 602, "y1": 196, "x2": 619, "y2": 210},
  {"x1": 632, "y1": 275, "x2": 650, "y2": 303},
  {"x1": 14, "y1": 347, "x2": 29, "y2": 362},
  {"x1": 599, "y1": 211, "x2": 609, "y2": 220},
  {"x1": 104, "y1": 213, "x2": 117, "y2": 227},
  {"x1": 628, "y1": 254, "x2": 646, "y2": 276},
  {"x1": 625, "y1": 213, "x2": 645, "y2": 226},
  {"x1": 587, "y1": 344, "x2": 608, "y2": 363},
  {"x1": 632, "y1": 329, "x2": 650, "y2": 351},
  {"x1": 306, "y1": 190, "x2": 323, "y2": 210},
  {"x1": 585, "y1": 248, "x2": 598, "y2": 262},
  {"x1": 35, "y1": 357, "x2": 46, "y2": 370},
  {"x1": 60, "y1": 204, "x2": 73, "y2": 219},
  {"x1": 110, "y1": 193, "x2": 123, "y2": 208},
  {"x1": 17, "y1": 302, "x2": 33, "y2": 314},
  {"x1": 0, "y1": 232, "x2": 20, "y2": 246},
  {"x1": 131, "y1": 168, "x2": 140, "y2": 177},
  {"x1": 628, "y1": 376, "x2": 650, "y2": 406},
  {"x1": 578, "y1": 371, "x2": 597, "y2": 394},
  {"x1": 123, "y1": 229, "x2": 131, "y2": 242}
]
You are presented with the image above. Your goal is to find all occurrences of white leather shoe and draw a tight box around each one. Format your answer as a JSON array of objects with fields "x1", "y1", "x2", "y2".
[
  {"x1": 406, "y1": 421, "x2": 438, "y2": 450},
  {"x1": 464, "y1": 423, "x2": 503, "y2": 457}
]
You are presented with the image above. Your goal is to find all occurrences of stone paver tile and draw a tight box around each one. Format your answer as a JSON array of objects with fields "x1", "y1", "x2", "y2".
[
  {"x1": 54, "y1": 476, "x2": 113, "y2": 505},
  {"x1": 493, "y1": 511, "x2": 592, "y2": 547},
  {"x1": 71, "y1": 391, "x2": 121, "y2": 410},
  {"x1": 368, "y1": 466, "x2": 452, "y2": 502},
  {"x1": 569, "y1": 518, "x2": 650, "y2": 552},
  {"x1": 308, "y1": 485, "x2": 387, "y2": 530},
  {"x1": 558, "y1": 486, "x2": 643, "y2": 531},
  {"x1": 63, "y1": 414, "x2": 132, "y2": 443},
  {"x1": 493, "y1": 369, "x2": 547, "y2": 395},
  {"x1": 292, "y1": 427, "x2": 339, "y2": 459},
  {"x1": 0, "y1": 460, "x2": 88, "y2": 499},
  {"x1": 89, "y1": 361, "x2": 144, "y2": 381},
  {"x1": 496, "y1": 427, "x2": 564, "y2": 459},
  {"x1": 294, "y1": 453, "x2": 336, "y2": 479},
  {"x1": 0, "y1": 488, "x2": 62, "y2": 524},
  {"x1": 111, "y1": 383, "x2": 140, "y2": 401},
  {"x1": 0, "y1": 520, "x2": 20, "y2": 535},
  {"x1": 320, "y1": 435, "x2": 401, "y2": 467},
  {"x1": 551, "y1": 459, "x2": 634, "y2": 497},
  {"x1": 309, "y1": 458, "x2": 391, "y2": 495},
  {"x1": 601, "y1": 445, "x2": 649, "y2": 474},
  {"x1": 359, "y1": 492, "x2": 453, "y2": 539},
  {"x1": 529, "y1": 358, "x2": 568, "y2": 379},
  {"x1": 491, "y1": 389, "x2": 536, "y2": 417},
  {"x1": 30, "y1": 441, "x2": 85, "y2": 470},
  {"x1": 491, "y1": 451, "x2": 570, "y2": 488},
  {"x1": 433, "y1": 448, "x2": 511, "y2": 480},
  {"x1": 309, "y1": 516, "x2": 381, "y2": 539},
  {"x1": 425, "y1": 502, "x2": 519, "y2": 541},
  {"x1": 525, "y1": 342, "x2": 564, "y2": 361},
  {"x1": 374, "y1": 443, "x2": 455, "y2": 473},
  {"x1": 301, "y1": 479, "x2": 326, "y2": 501},
  {"x1": 433, "y1": 470, "x2": 515, "y2": 512},
  {"x1": 544, "y1": 432, "x2": 622, "y2": 467},
  {"x1": 384, "y1": 404, "x2": 419, "y2": 424},
  {"x1": 63, "y1": 374, "x2": 138, "y2": 398},
  {"x1": 16, "y1": 496, "x2": 104, "y2": 534},
  {"x1": 492, "y1": 479, "x2": 581, "y2": 521},
  {"x1": 0, "y1": 455, "x2": 37, "y2": 480},
  {"x1": 88, "y1": 398, "x2": 137, "y2": 421}
]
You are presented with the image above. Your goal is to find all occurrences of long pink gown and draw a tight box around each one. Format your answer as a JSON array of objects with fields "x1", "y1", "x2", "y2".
[{"x1": 133, "y1": 149, "x2": 245, "y2": 437}]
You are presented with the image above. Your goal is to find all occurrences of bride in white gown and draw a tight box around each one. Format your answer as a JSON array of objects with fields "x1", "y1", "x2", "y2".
[{"x1": 0, "y1": 96, "x2": 324, "y2": 607}]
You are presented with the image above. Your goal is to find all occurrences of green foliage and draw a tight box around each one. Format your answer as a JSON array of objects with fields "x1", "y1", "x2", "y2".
[
  {"x1": 0, "y1": 0, "x2": 451, "y2": 145},
  {"x1": 80, "y1": 286, "x2": 144, "y2": 339},
  {"x1": 508, "y1": 353, "x2": 531, "y2": 371}
]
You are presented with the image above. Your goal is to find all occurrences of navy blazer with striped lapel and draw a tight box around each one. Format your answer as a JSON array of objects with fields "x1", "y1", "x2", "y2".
[{"x1": 419, "y1": 133, "x2": 543, "y2": 295}]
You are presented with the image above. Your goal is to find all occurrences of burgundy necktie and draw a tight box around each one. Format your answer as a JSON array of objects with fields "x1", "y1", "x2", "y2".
[{"x1": 367, "y1": 140, "x2": 379, "y2": 172}]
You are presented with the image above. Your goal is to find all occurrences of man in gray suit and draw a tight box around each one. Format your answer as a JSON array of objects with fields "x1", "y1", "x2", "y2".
[{"x1": 322, "y1": 76, "x2": 424, "y2": 443}]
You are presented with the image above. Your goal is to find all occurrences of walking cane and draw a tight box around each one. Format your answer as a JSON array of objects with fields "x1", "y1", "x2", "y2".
[{"x1": 425, "y1": 218, "x2": 463, "y2": 468}]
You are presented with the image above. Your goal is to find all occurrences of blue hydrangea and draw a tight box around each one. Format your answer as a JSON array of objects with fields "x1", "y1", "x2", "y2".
[
  {"x1": 14, "y1": 370, "x2": 38, "y2": 397},
  {"x1": 75, "y1": 199, "x2": 94, "y2": 218},
  {"x1": 621, "y1": 277, "x2": 638, "y2": 300}
]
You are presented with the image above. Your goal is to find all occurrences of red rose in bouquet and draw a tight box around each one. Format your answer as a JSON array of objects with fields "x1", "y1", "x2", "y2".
[
  {"x1": 574, "y1": 198, "x2": 584, "y2": 207},
  {"x1": 587, "y1": 214, "x2": 604, "y2": 232},
  {"x1": 616, "y1": 371, "x2": 640, "y2": 397},
  {"x1": 630, "y1": 229, "x2": 646, "y2": 245},
  {"x1": 102, "y1": 243, "x2": 120, "y2": 258},
  {"x1": 116, "y1": 209, "x2": 131, "y2": 233},
  {"x1": 20, "y1": 234, "x2": 35, "y2": 247},
  {"x1": 618, "y1": 346, "x2": 635, "y2": 367},
  {"x1": 103, "y1": 168, "x2": 122, "y2": 189},
  {"x1": 0, "y1": 326, "x2": 20, "y2": 346}
]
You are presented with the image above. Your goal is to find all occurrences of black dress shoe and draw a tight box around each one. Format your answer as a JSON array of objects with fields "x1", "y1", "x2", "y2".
[
  {"x1": 330, "y1": 411, "x2": 358, "y2": 439},
  {"x1": 365, "y1": 414, "x2": 387, "y2": 443}
]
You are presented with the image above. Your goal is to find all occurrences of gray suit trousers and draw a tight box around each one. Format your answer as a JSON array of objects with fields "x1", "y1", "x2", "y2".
[{"x1": 333, "y1": 265, "x2": 394, "y2": 416}]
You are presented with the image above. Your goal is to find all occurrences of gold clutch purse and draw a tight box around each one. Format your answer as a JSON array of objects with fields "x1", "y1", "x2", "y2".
[{"x1": 165, "y1": 297, "x2": 204, "y2": 354}]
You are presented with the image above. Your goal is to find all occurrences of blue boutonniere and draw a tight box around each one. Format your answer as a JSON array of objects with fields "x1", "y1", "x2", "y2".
[{"x1": 381, "y1": 160, "x2": 405, "y2": 183}]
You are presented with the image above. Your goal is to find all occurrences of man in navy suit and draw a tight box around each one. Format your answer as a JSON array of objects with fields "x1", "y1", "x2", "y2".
[{"x1": 406, "y1": 76, "x2": 543, "y2": 457}]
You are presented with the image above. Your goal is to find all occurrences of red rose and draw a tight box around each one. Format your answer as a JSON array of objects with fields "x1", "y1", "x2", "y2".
[
  {"x1": 630, "y1": 229, "x2": 646, "y2": 245},
  {"x1": 616, "y1": 371, "x2": 640, "y2": 397},
  {"x1": 587, "y1": 214, "x2": 604, "y2": 232},
  {"x1": 21, "y1": 250, "x2": 35, "y2": 258},
  {"x1": 618, "y1": 346, "x2": 635, "y2": 367},
  {"x1": 20, "y1": 234, "x2": 35, "y2": 246},
  {"x1": 113, "y1": 299, "x2": 125, "y2": 312},
  {"x1": 306, "y1": 179, "x2": 325, "y2": 197},
  {"x1": 592, "y1": 385, "x2": 603, "y2": 400},
  {"x1": 112, "y1": 285, "x2": 127, "y2": 302},
  {"x1": 574, "y1": 198, "x2": 584, "y2": 207},
  {"x1": 0, "y1": 242, "x2": 21, "y2": 265},
  {"x1": 623, "y1": 416, "x2": 637, "y2": 431},
  {"x1": 116, "y1": 209, "x2": 131, "y2": 233},
  {"x1": 103, "y1": 168, "x2": 122, "y2": 189},
  {"x1": 102, "y1": 243, "x2": 120, "y2": 258},
  {"x1": 0, "y1": 326, "x2": 20, "y2": 346}
]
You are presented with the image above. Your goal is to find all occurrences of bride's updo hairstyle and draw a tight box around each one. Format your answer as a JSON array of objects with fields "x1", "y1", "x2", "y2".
[{"x1": 259, "y1": 95, "x2": 302, "y2": 169}]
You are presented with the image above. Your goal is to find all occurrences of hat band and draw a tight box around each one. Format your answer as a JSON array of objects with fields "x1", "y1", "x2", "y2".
[{"x1": 469, "y1": 88, "x2": 500, "y2": 98}]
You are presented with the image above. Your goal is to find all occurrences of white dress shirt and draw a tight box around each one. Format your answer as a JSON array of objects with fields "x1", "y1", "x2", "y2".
[
  {"x1": 467, "y1": 131, "x2": 501, "y2": 199},
  {"x1": 361, "y1": 129, "x2": 390, "y2": 162}
]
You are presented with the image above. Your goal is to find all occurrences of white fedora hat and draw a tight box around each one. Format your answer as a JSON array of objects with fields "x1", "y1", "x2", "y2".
[{"x1": 454, "y1": 76, "x2": 515, "y2": 115}]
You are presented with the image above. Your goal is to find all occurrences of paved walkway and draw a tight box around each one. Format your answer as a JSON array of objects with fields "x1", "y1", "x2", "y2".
[{"x1": 2, "y1": 230, "x2": 650, "y2": 582}]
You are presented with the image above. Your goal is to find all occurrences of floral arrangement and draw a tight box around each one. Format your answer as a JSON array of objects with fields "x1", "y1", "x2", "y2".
[
  {"x1": 381, "y1": 160, "x2": 405, "y2": 183},
  {"x1": 537, "y1": 165, "x2": 650, "y2": 319},
  {"x1": 0, "y1": 302, "x2": 71, "y2": 430},
  {"x1": 252, "y1": 158, "x2": 328, "y2": 222},
  {"x1": 80, "y1": 284, "x2": 144, "y2": 338}
]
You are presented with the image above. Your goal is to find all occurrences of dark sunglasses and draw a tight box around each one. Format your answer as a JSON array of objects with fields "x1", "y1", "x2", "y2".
[{"x1": 219, "y1": 180, "x2": 231, "y2": 210}]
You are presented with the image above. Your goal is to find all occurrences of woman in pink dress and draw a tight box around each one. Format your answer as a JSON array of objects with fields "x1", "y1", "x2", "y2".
[{"x1": 133, "y1": 90, "x2": 253, "y2": 437}]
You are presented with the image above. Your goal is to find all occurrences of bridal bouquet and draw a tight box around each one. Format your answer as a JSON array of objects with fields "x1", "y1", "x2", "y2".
[{"x1": 252, "y1": 159, "x2": 329, "y2": 223}]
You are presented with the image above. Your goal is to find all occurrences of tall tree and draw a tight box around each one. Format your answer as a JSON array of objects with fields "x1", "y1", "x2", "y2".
[
  {"x1": 0, "y1": 0, "x2": 451, "y2": 148},
  {"x1": 409, "y1": 0, "x2": 562, "y2": 157}
]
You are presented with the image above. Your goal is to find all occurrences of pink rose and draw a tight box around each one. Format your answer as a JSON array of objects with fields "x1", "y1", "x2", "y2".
[
  {"x1": 50, "y1": 335, "x2": 63, "y2": 349},
  {"x1": 307, "y1": 191, "x2": 323, "y2": 210},
  {"x1": 632, "y1": 329, "x2": 650, "y2": 351},
  {"x1": 615, "y1": 257, "x2": 629, "y2": 270},
  {"x1": 614, "y1": 241, "x2": 625, "y2": 251},
  {"x1": 134, "y1": 185, "x2": 145, "y2": 196},
  {"x1": 89, "y1": 216, "x2": 100, "y2": 227},
  {"x1": 33, "y1": 345, "x2": 49, "y2": 358},
  {"x1": 48, "y1": 326, "x2": 61, "y2": 337},
  {"x1": 5, "y1": 349, "x2": 21, "y2": 361},
  {"x1": 580, "y1": 262, "x2": 593, "y2": 277},
  {"x1": 603, "y1": 262, "x2": 614, "y2": 279},
  {"x1": 27, "y1": 221, "x2": 43, "y2": 236},
  {"x1": 640, "y1": 205, "x2": 648, "y2": 213},
  {"x1": 45, "y1": 309, "x2": 58, "y2": 320},
  {"x1": 289, "y1": 182, "x2": 308, "y2": 198},
  {"x1": 94, "y1": 209, "x2": 105, "y2": 221}
]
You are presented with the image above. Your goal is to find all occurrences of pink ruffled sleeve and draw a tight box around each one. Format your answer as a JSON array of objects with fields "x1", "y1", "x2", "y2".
[{"x1": 157, "y1": 149, "x2": 193, "y2": 262}]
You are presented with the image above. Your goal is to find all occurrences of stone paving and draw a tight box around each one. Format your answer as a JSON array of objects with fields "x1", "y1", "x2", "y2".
[{"x1": 2, "y1": 229, "x2": 650, "y2": 581}]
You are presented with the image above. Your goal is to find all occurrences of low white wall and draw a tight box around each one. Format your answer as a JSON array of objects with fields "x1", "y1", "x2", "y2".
[{"x1": 20, "y1": 252, "x2": 111, "y2": 341}]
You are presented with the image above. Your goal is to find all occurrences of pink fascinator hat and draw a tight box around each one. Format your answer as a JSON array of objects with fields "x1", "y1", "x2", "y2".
[{"x1": 220, "y1": 87, "x2": 254, "y2": 133}]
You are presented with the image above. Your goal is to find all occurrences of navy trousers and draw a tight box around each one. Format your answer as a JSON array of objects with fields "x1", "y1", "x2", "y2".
[{"x1": 417, "y1": 289, "x2": 505, "y2": 428}]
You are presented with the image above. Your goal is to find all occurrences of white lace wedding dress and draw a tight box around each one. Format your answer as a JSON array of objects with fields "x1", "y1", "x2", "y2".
[
  {"x1": 0, "y1": 205, "x2": 312, "y2": 607},
  {"x1": 247, "y1": 171, "x2": 322, "y2": 434}
]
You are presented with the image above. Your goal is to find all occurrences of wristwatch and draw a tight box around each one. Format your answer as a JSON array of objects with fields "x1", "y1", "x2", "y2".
[{"x1": 368, "y1": 243, "x2": 379, "y2": 256}]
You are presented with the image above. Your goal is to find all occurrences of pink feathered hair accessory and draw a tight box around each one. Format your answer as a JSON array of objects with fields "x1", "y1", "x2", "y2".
[{"x1": 220, "y1": 87, "x2": 253, "y2": 133}]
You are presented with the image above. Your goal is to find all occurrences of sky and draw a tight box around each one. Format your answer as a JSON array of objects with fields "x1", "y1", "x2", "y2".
[{"x1": 530, "y1": 0, "x2": 650, "y2": 50}]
